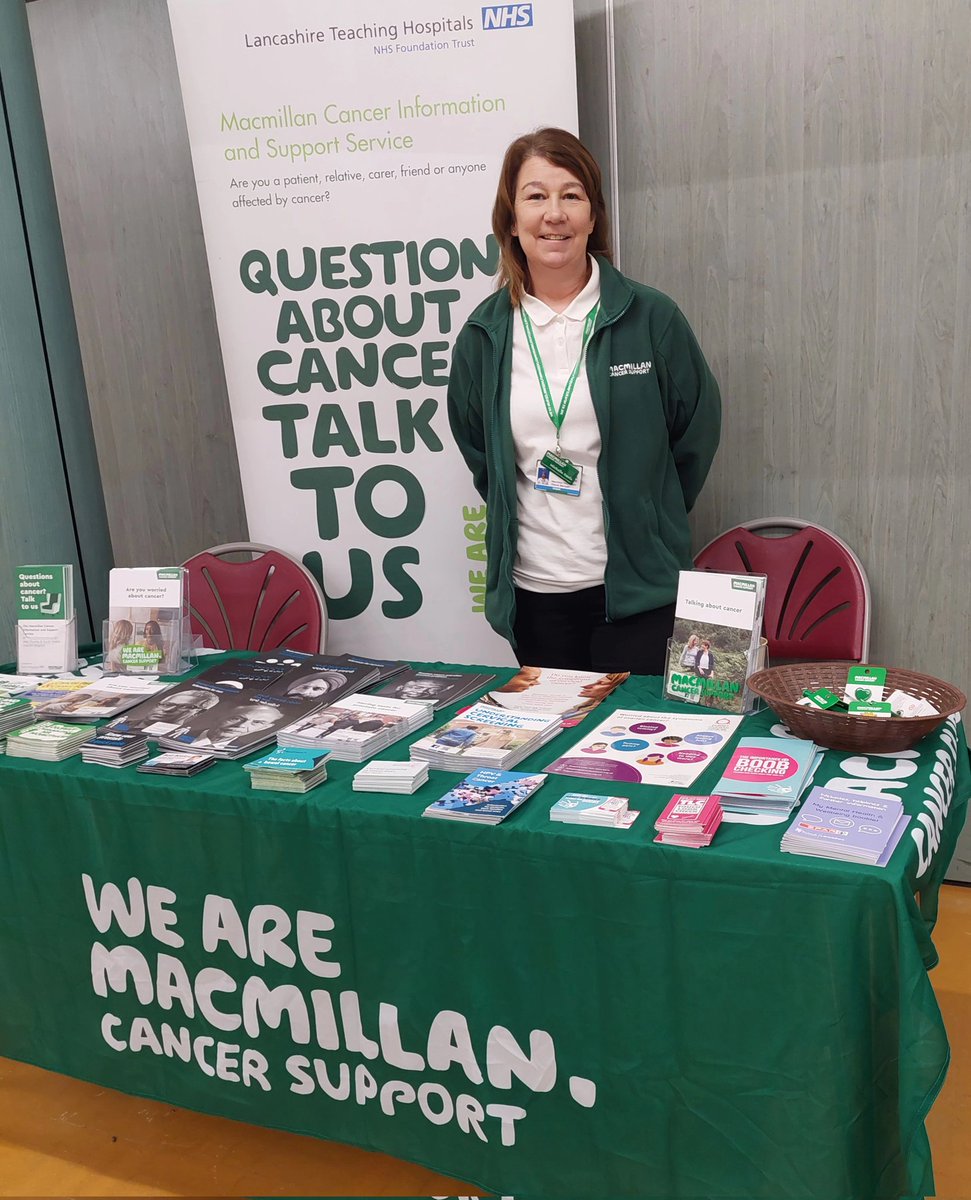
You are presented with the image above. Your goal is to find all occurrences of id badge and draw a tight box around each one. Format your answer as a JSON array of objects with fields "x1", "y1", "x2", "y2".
[
  {"x1": 535, "y1": 460, "x2": 582, "y2": 497},
  {"x1": 540, "y1": 449, "x2": 580, "y2": 485}
]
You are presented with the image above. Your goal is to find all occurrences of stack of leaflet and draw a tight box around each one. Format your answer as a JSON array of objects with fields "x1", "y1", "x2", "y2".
[
  {"x1": 781, "y1": 786, "x2": 910, "y2": 866},
  {"x1": 654, "y1": 794, "x2": 723, "y2": 847},
  {"x1": 32, "y1": 677, "x2": 172, "y2": 722},
  {"x1": 0, "y1": 674, "x2": 44, "y2": 696},
  {"x1": 410, "y1": 703, "x2": 562, "y2": 773},
  {"x1": 5, "y1": 720, "x2": 97, "y2": 761},
  {"x1": 109, "y1": 652, "x2": 382, "y2": 760},
  {"x1": 81, "y1": 729, "x2": 150, "y2": 767},
  {"x1": 278, "y1": 694, "x2": 434, "y2": 762},
  {"x1": 137, "y1": 750, "x2": 215, "y2": 777},
  {"x1": 353, "y1": 761, "x2": 430, "y2": 794},
  {"x1": 377, "y1": 668, "x2": 496, "y2": 710},
  {"x1": 243, "y1": 747, "x2": 329, "y2": 793},
  {"x1": 24, "y1": 678, "x2": 91, "y2": 707},
  {"x1": 549, "y1": 792, "x2": 639, "y2": 828},
  {"x1": 337, "y1": 654, "x2": 408, "y2": 688},
  {"x1": 481, "y1": 665, "x2": 629, "y2": 726},
  {"x1": 0, "y1": 694, "x2": 36, "y2": 747},
  {"x1": 711, "y1": 736, "x2": 823, "y2": 816},
  {"x1": 422, "y1": 768, "x2": 548, "y2": 824}
]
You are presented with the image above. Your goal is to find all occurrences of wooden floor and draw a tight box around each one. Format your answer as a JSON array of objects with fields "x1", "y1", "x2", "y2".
[{"x1": 1, "y1": 884, "x2": 969, "y2": 1198}]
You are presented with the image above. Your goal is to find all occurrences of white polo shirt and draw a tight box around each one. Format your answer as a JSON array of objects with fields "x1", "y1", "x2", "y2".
[{"x1": 509, "y1": 257, "x2": 606, "y2": 593}]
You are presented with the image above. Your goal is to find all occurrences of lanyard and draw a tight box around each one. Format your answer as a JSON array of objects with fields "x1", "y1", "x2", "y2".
[{"x1": 520, "y1": 302, "x2": 599, "y2": 451}]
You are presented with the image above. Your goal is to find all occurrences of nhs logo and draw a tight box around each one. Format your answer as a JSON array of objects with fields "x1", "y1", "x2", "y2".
[{"x1": 481, "y1": 4, "x2": 534, "y2": 30}]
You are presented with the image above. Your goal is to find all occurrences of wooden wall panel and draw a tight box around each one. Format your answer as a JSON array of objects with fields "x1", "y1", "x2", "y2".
[
  {"x1": 615, "y1": 0, "x2": 971, "y2": 698},
  {"x1": 26, "y1": 0, "x2": 248, "y2": 568}
]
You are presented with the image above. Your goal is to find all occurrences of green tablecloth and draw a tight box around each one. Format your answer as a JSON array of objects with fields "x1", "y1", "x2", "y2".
[{"x1": 0, "y1": 665, "x2": 966, "y2": 1198}]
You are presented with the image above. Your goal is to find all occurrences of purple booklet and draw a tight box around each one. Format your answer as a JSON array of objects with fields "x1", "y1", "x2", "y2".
[{"x1": 781, "y1": 785, "x2": 910, "y2": 866}]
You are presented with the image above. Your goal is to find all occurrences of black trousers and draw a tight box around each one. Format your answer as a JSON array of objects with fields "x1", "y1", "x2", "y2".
[{"x1": 511, "y1": 585, "x2": 676, "y2": 676}]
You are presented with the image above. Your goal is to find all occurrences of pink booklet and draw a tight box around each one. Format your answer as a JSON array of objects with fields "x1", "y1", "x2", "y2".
[{"x1": 654, "y1": 794, "x2": 723, "y2": 846}]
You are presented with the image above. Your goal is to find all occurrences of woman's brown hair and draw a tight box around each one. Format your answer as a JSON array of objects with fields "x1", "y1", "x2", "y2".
[{"x1": 492, "y1": 127, "x2": 613, "y2": 306}]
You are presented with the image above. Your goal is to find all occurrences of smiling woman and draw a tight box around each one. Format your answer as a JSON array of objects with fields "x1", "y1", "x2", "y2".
[{"x1": 446, "y1": 127, "x2": 722, "y2": 678}]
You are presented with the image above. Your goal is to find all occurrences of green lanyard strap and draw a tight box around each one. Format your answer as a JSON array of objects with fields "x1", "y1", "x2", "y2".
[{"x1": 520, "y1": 302, "x2": 600, "y2": 451}]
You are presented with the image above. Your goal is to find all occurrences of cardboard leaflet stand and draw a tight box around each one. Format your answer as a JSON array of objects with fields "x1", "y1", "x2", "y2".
[{"x1": 102, "y1": 566, "x2": 194, "y2": 676}]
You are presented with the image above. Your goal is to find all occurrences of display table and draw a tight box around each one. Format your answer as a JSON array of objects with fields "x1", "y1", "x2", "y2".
[{"x1": 0, "y1": 665, "x2": 966, "y2": 1198}]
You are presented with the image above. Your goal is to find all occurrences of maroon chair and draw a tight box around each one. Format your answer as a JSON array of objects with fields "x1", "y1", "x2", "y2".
[
  {"x1": 181, "y1": 542, "x2": 328, "y2": 654},
  {"x1": 693, "y1": 518, "x2": 870, "y2": 662}
]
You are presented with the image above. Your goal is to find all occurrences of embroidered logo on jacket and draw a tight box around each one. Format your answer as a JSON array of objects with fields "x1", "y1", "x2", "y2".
[{"x1": 609, "y1": 361, "x2": 653, "y2": 377}]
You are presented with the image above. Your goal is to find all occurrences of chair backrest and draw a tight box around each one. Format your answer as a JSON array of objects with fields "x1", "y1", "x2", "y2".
[
  {"x1": 181, "y1": 542, "x2": 328, "y2": 653},
  {"x1": 693, "y1": 518, "x2": 871, "y2": 662}
]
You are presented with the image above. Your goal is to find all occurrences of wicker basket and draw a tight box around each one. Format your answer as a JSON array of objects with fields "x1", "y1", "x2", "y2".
[{"x1": 746, "y1": 662, "x2": 966, "y2": 752}]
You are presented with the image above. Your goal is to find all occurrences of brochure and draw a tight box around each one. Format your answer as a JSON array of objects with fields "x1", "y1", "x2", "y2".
[
  {"x1": 410, "y1": 702, "x2": 562, "y2": 772},
  {"x1": 5, "y1": 720, "x2": 96, "y2": 760},
  {"x1": 106, "y1": 567, "x2": 186, "y2": 674},
  {"x1": 664, "y1": 570, "x2": 766, "y2": 713},
  {"x1": 781, "y1": 786, "x2": 910, "y2": 866},
  {"x1": 278, "y1": 693, "x2": 433, "y2": 761},
  {"x1": 353, "y1": 760, "x2": 430, "y2": 794},
  {"x1": 544, "y1": 709, "x2": 742, "y2": 788},
  {"x1": 16, "y1": 616, "x2": 78, "y2": 675},
  {"x1": 81, "y1": 729, "x2": 150, "y2": 767},
  {"x1": 480, "y1": 665, "x2": 629, "y2": 726},
  {"x1": 137, "y1": 750, "x2": 216, "y2": 776},
  {"x1": 106, "y1": 652, "x2": 380, "y2": 757},
  {"x1": 243, "y1": 747, "x2": 330, "y2": 793},
  {"x1": 31, "y1": 677, "x2": 173, "y2": 722},
  {"x1": 711, "y1": 736, "x2": 823, "y2": 814},
  {"x1": 378, "y1": 668, "x2": 496, "y2": 709},
  {"x1": 549, "y1": 793, "x2": 631, "y2": 826},
  {"x1": 15, "y1": 564, "x2": 74, "y2": 621},
  {"x1": 422, "y1": 768, "x2": 547, "y2": 823},
  {"x1": 653, "y1": 794, "x2": 724, "y2": 847}
]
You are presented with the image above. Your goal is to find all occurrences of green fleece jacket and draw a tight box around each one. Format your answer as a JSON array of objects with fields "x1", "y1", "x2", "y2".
[{"x1": 446, "y1": 256, "x2": 721, "y2": 645}]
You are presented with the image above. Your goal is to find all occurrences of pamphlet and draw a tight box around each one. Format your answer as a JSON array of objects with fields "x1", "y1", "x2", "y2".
[
  {"x1": 15, "y1": 564, "x2": 74, "y2": 621},
  {"x1": 664, "y1": 570, "x2": 766, "y2": 713},
  {"x1": 711, "y1": 736, "x2": 823, "y2": 815},
  {"x1": 480, "y1": 665, "x2": 629, "y2": 726},
  {"x1": 781, "y1": 786, "x2": 910, "y2": 866},
  {"x1": 545, "y1": 709, "x2": 742, "y2": 788},
  {"x1": 105, "y1": 567, "x2": 186, "y2": 674},
  {"x1": 422, "y1": 768, "x2": 547, "y2": 823},
  {"x1": 16, "y1": 616, "x2": 78, "y2": 675}
]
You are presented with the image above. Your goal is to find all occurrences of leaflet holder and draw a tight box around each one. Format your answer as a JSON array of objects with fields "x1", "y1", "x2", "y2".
[
  {"x1": 663, "y1": 637, "x2": 767, "y2": 714},
  {"x1": 102, "y1": 570, "x2": 195, "y2": 677}
]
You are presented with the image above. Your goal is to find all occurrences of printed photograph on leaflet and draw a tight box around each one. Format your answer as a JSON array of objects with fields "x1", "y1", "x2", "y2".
[
  {"x1": 378, "y1": 668, "x2": 496, "y2": 708},
  {"x1": 106, "y1": 652, "x2": 378, "y2": 754},
  {"x1": 280, "y1": 693, "x2": 425, "y2": 745},
  {"x1": 105, "y1": 568, "x2": 186, "y2": 674},
  {"x1": 480, "y1": 666, "x2": 630, "y2": 725},
  {"x1": 413, "y1": 702, "x2": 559, "y2": 760},
  {"x1": 30, "y1": 677, "x2": 173, "y2": 722},
  {"x1": 423, "y1": 768, "x2": 547, "y2": 822},
  {"x1": 664, "y1": 571, "x2": 766, "y2": 714}
]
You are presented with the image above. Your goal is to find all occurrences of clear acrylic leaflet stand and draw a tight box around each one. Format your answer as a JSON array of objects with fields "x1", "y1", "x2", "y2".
[
  {"x1": 102, "y1": 568, "x2": 195, "y2": 677},
  {"x1": 16, "y1": 614, "x2": 79, "y2": 675},
  {"x1": 663, "y1": 636, "x2": 767, "y2": 714}
]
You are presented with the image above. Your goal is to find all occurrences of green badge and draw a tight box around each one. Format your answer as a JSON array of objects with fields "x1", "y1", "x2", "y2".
[{"x1": 540, "y1": 450, "x2": 580, "y2": 485}]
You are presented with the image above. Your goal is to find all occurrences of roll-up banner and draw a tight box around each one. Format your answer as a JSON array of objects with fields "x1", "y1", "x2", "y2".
[{"x1": 166, "y1": 1, "x2": 578, "y2": 662}]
